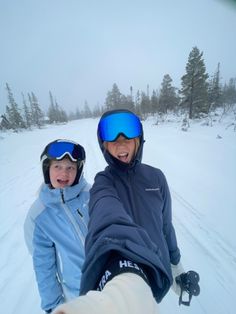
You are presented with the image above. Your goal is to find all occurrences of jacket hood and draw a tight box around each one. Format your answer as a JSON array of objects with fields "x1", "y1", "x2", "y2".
[{"x1": 97, "y1": 109, "x2": 144, "y2": 171}]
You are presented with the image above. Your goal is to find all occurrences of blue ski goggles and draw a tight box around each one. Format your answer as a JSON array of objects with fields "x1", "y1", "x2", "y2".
[
  {"x1": 43, "y1": 140, "x2": 85, "y2": 162},
  {"x1": 98, "y1": 112, "x2": 142, "y2": 142}
]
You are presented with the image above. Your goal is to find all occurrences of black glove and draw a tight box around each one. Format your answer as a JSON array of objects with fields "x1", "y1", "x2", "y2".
[
  {"x1": 45, "y1": 310, "x2": 52, "y2": 313},
  {"x1": 175, "y1": 270, "x2": 200, "y2": 306}
]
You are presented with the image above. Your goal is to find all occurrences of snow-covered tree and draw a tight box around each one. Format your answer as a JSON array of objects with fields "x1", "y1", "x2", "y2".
[
  {"x1": 48, "y1": 91, "x2": 57, "y2": 123},
  {"x1": 150, "y1": 90, "x2": 159, "y2": 115},
  {"x1": 119, "y1": 94, "x2": 135, "y2": 112},
  {"x1": 105, "y1": 83, "x2": 122, "y2": 110},
  {"x1": 179, "y1": 47, "x2": 209, "y2": 118},
  {"x1": 92, "y1": 104, "x2": 102, "y2": 118},
  {"x1": 5, "y1": 83, "x2": 25, "y2": 130},
  {"x1": 135, "y1": 90, "x2": 142, "y2": 115},
  {"x1": 159, "y1": 74, "x2": 179, "y2": 113},
  {"x1": 82, "y1": 101, "x2": 92, "y2": 118},
  {"x1": 208, "y1": 63, "x2": 222, "y2": 111},
  {"x1": 222, "y1": 78, "x2": 236, "y2": 107},
  {"x1": 31, "y1": 92, "x2": 44, "y2": 127},
  {"x1": 140, "y1": 91, "x2": 151, "y2": 117},
  {"x1": 22, "y1": 93, "x2": 32, "y2": 128}
]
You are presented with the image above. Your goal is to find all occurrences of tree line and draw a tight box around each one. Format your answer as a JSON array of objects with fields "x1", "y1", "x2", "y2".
[
  {"x1": 104, "y1": 47, "x2": 236, "y2": 120},
  {"x1": 1, "y1": 84, "x2": 69, "y2": 131},
  {"x1": 1, "y1": 46, "x2": 236, "y2": 131}
]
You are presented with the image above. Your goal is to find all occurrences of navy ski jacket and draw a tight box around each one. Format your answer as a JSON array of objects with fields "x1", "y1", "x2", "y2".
[{"x1": 80, "y1": 116, "x2": 181, "y2": 303}]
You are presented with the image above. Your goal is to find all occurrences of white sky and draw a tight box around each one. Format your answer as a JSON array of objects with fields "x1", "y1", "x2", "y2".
[{"x1": 0, "y1": 0, "x2": 236, "y2": 114}]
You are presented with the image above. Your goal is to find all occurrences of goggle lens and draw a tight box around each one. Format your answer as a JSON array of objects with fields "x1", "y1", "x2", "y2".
[
  {"x1": 98, "y1": 112, "x2": 142, "y2": 142},
  {"x1": 47, "y1": 141, "x2": 85, "y2": 162}
]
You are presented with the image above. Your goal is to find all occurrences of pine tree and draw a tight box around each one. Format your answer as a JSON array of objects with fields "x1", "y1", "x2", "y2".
[
  {"x1": 82, "y1": 101, "x2": 91, "y2": 118},
  {"x1": 75, "y1": 107, "x2": 82, "y2": 119},
  {"x1": 5, "y1": 106, "x2": 13, "y2": 129},
  {"x1": 57, "y1": 105, "x2": 68, "y2": 122},
  {"x1": 222, "y1": 78, "x2": 236, "y2": 109},
  {"x1": 0, "y1": 114, "x2": 11, "y2": 129},
  {"x1": 22, "y1": 93, "x2": 32, "y2": 128},
  {"x1": 31, "y1": 92, "x2": 44, "y2": 127},
  {"x1": 5, "y1": 83, "x2": 25, "y2": 130},
  {"x1": 159, "y1": 74, "x2": 179, "y2": 113},
  {"x1": 92, "y1": 104, "x2": 102, "y2": 118},
  {"x1": 208, "y1": 63, "x2": 222, "y2": 111},
  {"x1": 119, "y1": 94, "x2": 135, "y2": 112},
  {"x1": 135, "y1": 90, "x2": 141, "y2": 116},
  {"x1": 48, "y1": 91, "x2": 57, "y2": 123},
  {"x1": 105, "y1": 83, "x2": 122, "y2": 110},
  {"x1": 179, "y1": 47, "x2": 209, "y2": 118},
  {"x1": 54, "y1": 101, "x2": 61, "y2": 122},
  {"x1": 140, "y1": 91, "x2": 150, "y2": 117},
  {"x1": 150, "y1": 90, "x2": 159, "y2": 114}
]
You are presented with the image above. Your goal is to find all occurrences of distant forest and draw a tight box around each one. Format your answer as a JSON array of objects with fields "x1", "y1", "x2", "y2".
[{"x1": 1, "y1": 46, "x2": 236, "y2": 131}]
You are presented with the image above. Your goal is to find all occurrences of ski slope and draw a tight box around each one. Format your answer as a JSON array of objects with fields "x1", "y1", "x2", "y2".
[{"x1": 0, "y1": 114, "x2": 235, "y2": 314}]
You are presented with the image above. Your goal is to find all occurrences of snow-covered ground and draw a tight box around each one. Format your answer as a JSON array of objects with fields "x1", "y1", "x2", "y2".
[{"x1": 0, "y1": 112, "x2": 236, "y2": 314}]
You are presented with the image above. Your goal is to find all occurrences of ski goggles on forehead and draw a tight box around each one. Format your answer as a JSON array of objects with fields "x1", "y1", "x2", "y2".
[
  {"x1": 46, "y1": 141, "x2": 85, "y2": 162},
  {"x1": 98, "y1": 112, "x2": 142, "y2": 142}
]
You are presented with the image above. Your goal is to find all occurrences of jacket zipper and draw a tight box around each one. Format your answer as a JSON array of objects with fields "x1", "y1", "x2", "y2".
[
  {"x1": 127, "y1": 170, "x2": 139, "y2": 221},
  {"x1": 60, "y1": 189, "x2": 85, "y2": 245}
]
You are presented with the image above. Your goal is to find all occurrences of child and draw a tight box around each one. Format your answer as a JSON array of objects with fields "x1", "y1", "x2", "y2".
[
  {"x1": 52, "y1": 110, "x2": 199, "y2": 314},
  {"x1": 24, "y1": 139, "x2": 90, "y2": 313}
]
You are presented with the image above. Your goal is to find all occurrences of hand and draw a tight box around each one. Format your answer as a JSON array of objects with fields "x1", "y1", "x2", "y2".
[
  {"x1": 171, "y1": 262, "x2": 185, "y2": 296},
  {"x1": 52, "y1": 273, "x2": 159, "y2": 314}
]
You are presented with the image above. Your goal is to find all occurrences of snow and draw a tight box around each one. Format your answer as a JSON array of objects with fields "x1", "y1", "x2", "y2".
[{"x1": 0, "y1": 113, "x2": 236, "y2": 314}]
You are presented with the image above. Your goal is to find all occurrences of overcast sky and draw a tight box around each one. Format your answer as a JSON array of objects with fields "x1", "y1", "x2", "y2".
[{"x1": 0, "y1": 0, "x2": 236, "y2": 115}]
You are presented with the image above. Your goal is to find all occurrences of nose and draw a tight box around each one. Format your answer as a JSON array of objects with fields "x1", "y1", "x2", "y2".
[
  {"x1": 60, "y1": 167, "x2": 69, "y2": 176},
  {"x1": 116, "y1": 135, "x2": 126, "y2": 143}
]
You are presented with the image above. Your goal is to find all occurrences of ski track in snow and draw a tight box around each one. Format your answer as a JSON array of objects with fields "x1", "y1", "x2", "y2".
[
  {"x1": 160, "y1": 190, "x2": 236, "y2": 314},
  {"x1": 170, "y1": 189, "x2": 236, "y2": 314},
  {"x1": 172, "y1": 188, "x2": 236, "y2": 271}
]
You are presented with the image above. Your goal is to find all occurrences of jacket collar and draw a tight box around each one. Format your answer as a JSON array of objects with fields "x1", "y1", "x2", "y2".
[{"x1": 39, "y1": 176, "x2": 87, "y2": 206}]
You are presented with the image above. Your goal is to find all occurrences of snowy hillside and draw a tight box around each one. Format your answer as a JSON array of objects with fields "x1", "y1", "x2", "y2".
[{"x1": 0, "y1": 113, "x2": 236, "y2": 314}]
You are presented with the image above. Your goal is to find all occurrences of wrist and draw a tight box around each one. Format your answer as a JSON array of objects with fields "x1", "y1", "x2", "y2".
[
  {"x1": 171, "y1": 262, "x2": 185, "y2": 279},
  {"x1": 96, "y1": 254, "x2": 149, "y2": 291}
]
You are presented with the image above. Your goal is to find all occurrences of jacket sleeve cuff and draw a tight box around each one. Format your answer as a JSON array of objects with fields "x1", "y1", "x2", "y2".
[{"x1": 96, "y1": 253, "x2": 150, "y2": 291}]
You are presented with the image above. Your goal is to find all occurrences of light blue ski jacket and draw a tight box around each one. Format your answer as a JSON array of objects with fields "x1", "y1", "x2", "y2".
[{"x1": 24, "y1": 176, "x2": 90, "y2": 312}]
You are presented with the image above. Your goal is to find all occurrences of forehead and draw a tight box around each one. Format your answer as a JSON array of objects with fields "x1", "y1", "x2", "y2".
[
  {"x1": 50, "y1": 157, "x2": 76, "y2": 166},
  {"x1": 106, "y1": 136, "x2": 136, "y2": 146},
  {"x1": 109, "y1": 135, "x2": 137, "y2": 142}
]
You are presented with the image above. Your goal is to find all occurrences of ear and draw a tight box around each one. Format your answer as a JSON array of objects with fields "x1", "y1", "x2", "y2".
[
  {"x1": 134, "y1": 138, "x2": 140, "y2": 155},
  {"x1": 103, "y1": 141, "x2": 108, "y2": 151}
]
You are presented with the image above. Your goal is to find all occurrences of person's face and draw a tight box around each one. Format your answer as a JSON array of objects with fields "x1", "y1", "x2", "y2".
[
  {"x1": 106, "y1": 135, "x2": 136, "y2": 164},
  {"x1": 49, "y1": 158, "x2": 77, "y2": 188}
]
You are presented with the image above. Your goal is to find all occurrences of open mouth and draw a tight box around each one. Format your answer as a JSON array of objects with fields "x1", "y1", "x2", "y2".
[
  {"x1": 117, "y1": 152, "x2": 129, "y2": 163},
  {"x1": 57, "y1": 179, "x2": 69, "y2": 186}
]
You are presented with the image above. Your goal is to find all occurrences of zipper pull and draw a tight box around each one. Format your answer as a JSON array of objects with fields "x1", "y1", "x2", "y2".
[
  {"x1": 77, "y1": 208, "x2": 83, "y2": 217},
  {"x1": 60, "y1": 189, "x2": 65, "y2": 203}
]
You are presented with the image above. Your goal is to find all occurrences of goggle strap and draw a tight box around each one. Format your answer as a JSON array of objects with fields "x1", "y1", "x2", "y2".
[
  {"x1": 41, "y1": 152, "x2": 81, "y2": 163},
  {"x1": 53, "y1": 152, "x2": 77, "y2": 162}
]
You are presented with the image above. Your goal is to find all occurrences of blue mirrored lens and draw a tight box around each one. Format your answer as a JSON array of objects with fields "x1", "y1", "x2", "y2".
[
  {"x1": 98, "y1": 112, "x2": 142, "y2": 142},
  {"x1": 47, "y1": 142, "x2": 83, "y2": 161}
]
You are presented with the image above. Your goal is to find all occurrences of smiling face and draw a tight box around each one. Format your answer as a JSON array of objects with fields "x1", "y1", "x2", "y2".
[
  {"x1": 49, "y1": 157, "x2": 77, "y2": 188},
  {"x1": 105, "y1": 135, "x2": 138, "y2": 164}
]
